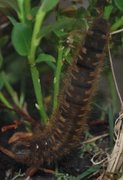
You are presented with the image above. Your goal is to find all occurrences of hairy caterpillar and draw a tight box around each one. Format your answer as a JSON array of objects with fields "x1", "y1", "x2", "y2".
[{"x1": 11, "y1": 18, "x2": 109, "y2": 170}]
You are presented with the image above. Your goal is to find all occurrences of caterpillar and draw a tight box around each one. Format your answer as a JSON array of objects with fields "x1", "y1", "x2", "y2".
[{"x1": 11, "y1": 17, "x2": 109, "y2": 171}]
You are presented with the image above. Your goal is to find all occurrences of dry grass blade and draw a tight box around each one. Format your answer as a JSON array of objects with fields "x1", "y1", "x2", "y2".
[
  {"x1": 118, "y1": 174, "x2": 123, "y2": 180},
  {"x1": 110, "y1": 28, "x2": 123, "y2": 35},
  {"x1": 83, "y1": 133, "x2": 109, "y2": 144},
  {"x1": 101, "y1": 44, "x2": 123, "y2": 179},
  {"x1": 108, "y1": 46, "x2": 123, "y2": 107},
  {"x1": 107, "y1": 112, "x2": 123, "y2": 171}
]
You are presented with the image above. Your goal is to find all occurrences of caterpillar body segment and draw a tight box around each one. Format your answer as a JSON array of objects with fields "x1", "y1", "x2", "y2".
[{"x1": 12, "y1": 18, "x2": 109, "y2": 169}]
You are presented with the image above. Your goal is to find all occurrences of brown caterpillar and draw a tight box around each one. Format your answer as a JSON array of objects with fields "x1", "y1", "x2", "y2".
[{"x1": 11, "y1": 18, "x2": 109, "y2": 170}]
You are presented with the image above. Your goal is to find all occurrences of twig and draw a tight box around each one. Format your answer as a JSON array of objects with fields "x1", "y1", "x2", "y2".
[
  {"x1": 91, "y1": 152, "x2": 108, "y2": 165},
  {"x1": 0, "y1": 102, "x2": 36, "y2": 125},
  {"x1": 12, "y1": 169, "x2": 25, "y2": 180},
  {"x1": 13, "y1": 104, "x2": 36, "y2": 124},
  {"x1": 83, "y1": 133, "x2": 109, "y2": 144},
  {"x1": 0, "y1": 145, "x2": 17, "y2": 160},
  {"x1": 110, "y1": 28, "x2": 123, "y2": 35},
  {"x1": 39, "y1": 167, "x2": 55, "y2": 174}
]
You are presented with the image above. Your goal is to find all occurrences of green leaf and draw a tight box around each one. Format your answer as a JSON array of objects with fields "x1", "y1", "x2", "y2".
[
  {"x1": 103, "y1": 5, "x2": 113, "y2": 19},
  {"x1": 12, "y1": 22, "x2": 32, "y2": 56},
  {"x1": 36, "y1": 53, "x2": 56, "y2": 70},
  {"x1": 41, "y1": 0, "x2": 59, "y2": 13},
  {"x1": 77, "y1": 166, "x2": 101, "y2": 180},
  {"x1": 0, "y1": 0, "x2": 18, "y2": 12},
  {"x1": 8, "y1": 16, "x2": 17, "y2": 26},
  {"x1": 0, "y1": 92, "x2": 12, "y2": 109},
  {"x1": 111, "y1": 16, "x2": 123, "y2": 31},
  {"x1": 114, "y1": 0, "x2": 123, "y2": 11},
  {"x1": 45, "y1": 61, "x2": 56, "y2": 71},
  {"x1": 54, "y1": 29, "x2": 68, "y2": 38},
  {"x1": 0, "y1": 51, "x2": 3, "y2": 69},
  {"x1": 40, "y1": 18, "x2": 76, "y2": 39},
  {"x1": 36, "y1": 53, "x2": 56, "y2": 63},
  {"x1": 0, "y1": 36, "x2": 9, "y2": 47},
  {"x1": 31, "y1": 7, "x2": 39, "y2": 19},
  {"x1": 0, "y1": 72, "x2": 4, "y2": 90}
]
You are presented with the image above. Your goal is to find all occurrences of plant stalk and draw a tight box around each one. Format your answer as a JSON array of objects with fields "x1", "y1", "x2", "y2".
[
  {"x1": 2, "y1": 72, "x2": 20, "y2": 106},
  {"x1": 0, "y1": 92, "x2": 12, "y2": 109},
  {"x1": 30, "y1": 65, "x2": 48, "y2": 124},
  {"x1": 53, "y1": 45, "x2": 64, "y2": 111},
  {"x1": 17, "y1": 0, "x2": 26, "y2": 23},
  {"x1": 28, "y1": 9, "x2": 46, "y2": 64},
  {"x1": 27, "y1": 4, "x2": 48, "y2": 124},
  {"x1": 24, "y1": 0, "x2": 32, "y2": 20}
]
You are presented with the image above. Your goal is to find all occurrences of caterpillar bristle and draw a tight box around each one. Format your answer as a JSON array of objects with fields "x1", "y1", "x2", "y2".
[{"x1": 12, "y1": 18, "x2": 109, "y2": 169}]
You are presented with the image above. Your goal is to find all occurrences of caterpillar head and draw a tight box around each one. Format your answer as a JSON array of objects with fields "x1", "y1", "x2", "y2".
[
  {"x1": 11, "y1": 140, "x2": 32, "y2": 164},
  {"x1": 11, "y1": 134, "x2": 50, "y2": 167}
]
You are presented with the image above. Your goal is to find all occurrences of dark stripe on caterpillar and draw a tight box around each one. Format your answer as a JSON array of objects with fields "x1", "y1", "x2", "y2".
[
  {"x1": 12, "y1": 18, "x2": 109, "y2": 169},
  {"x1": 66, "y1": 18, "x2": 109, "y2": 150}
]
